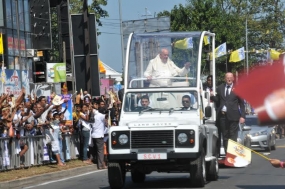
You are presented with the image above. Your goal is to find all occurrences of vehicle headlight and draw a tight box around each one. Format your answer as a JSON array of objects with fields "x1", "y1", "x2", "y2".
[
  {"x1": 260, "y1": 130, "x2": 267, "y2": 135},
  {"x1": 178, "y1": 133, "x2": 188, "y2": 144},
  {"x1": 118, "y1": 134, "x2": 128, "y2": 145}
]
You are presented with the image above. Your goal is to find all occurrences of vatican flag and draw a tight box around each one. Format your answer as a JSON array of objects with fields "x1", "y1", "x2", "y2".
[
  {"x1": 229, "y1": 47, "x2": 245, "y2": 63},
  {"x1": 174, "y1": 37, "x2": 193, "y2": 49}
]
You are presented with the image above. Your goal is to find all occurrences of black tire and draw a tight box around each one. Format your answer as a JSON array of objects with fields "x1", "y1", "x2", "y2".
[
  {"x1": 190, "y1": 148, "x2": 206, "y2": 187},
  {"x1": 108, "y1": 162, "x2": 125, "y2": 189},
  {"x1": 265, "y1": 138, "x2": 271, "y2": 152},
  {"x1": 272, "y1": 138, "x2": 276, "y2": 150},
  {"x1": 206, "y1": 149, "x2": 219, "y2": 181},
  {"x1": 131, "y1": 169, "x2": 146, "y2": 183}
]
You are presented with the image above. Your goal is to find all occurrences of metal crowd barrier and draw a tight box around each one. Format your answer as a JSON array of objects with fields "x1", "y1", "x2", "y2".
[{"x1": 0, "y1": 134, "x2": 81, "y2": 171}]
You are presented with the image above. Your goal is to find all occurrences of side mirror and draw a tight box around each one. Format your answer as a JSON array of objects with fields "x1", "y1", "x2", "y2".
[
  {"x1": 205, "y1": 106, "x2": 212, "y2": 117},
  {"x1": 242, "y1": 126, "x2": 251, "y2": 131}
]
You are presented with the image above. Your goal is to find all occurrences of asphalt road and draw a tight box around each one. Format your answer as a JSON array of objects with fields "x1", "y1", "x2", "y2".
[{"x1": 24, "y1": 139, "x2": 285, "y2": 189}]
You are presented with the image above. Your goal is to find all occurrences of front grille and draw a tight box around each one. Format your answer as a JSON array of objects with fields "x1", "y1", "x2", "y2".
[
  {"x1": 251, "y1": 142, "x2": 259, "y2": 145},
  {"x1": 131, "y1": 130, "x2": 173, "y2": 149}
]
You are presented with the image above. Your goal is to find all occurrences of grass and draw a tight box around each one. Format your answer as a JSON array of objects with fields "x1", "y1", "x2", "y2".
[{"x1": 0, "y1": 159, "x2": 91, "y2": 182}]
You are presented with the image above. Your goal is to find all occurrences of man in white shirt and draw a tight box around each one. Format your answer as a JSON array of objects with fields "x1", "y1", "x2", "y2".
[
  {"x1": 91, "y1": 107, "x2": 107, "y2": 169},
  {"x1": 144, "y1": 48, "x2": 191, "y2": 87}
]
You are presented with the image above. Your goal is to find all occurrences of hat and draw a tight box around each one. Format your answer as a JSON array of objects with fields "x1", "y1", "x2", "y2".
[{"x1": 52, "y1": 95, "x2": 65, "y2": 106}]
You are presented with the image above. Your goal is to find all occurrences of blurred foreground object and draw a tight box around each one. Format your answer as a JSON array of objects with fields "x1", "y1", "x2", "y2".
[{"x1": 234, "y1": 54, "x2": 285, "y2": 125}]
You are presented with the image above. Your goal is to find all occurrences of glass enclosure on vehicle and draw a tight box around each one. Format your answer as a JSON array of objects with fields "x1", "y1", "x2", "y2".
[
  {"x1": 126, "y1": 32, "x2": 210, "y2": 89},
  {"x1": 123, "y1": 91, "x2": 199, "y2": 112}
]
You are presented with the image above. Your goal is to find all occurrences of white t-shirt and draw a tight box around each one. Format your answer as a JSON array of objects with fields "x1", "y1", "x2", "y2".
[{"x1": 91, "y1": 113, "x2": 105, "y2": 138}]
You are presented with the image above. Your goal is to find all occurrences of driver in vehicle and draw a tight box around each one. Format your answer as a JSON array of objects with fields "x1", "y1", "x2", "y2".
[
  {"x1": 133, "y1": 95, "x2": 151, "y2": 111},
  {"x1": 140, "y1": 95, "x2": 151, "y2": 109},
  {"x1": 144, "y1": 48, "x2": 191, "y2": 87}
]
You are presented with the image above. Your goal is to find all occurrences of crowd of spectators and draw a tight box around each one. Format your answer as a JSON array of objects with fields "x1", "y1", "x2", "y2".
[{"x1": 0, "y1": 88, "x2": 122, "y2": 168}]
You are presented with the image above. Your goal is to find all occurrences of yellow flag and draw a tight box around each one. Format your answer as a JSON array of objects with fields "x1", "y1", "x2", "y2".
[
  {"x1": 203, "y1": 36, "x2": 209, "y2": 45},
  {"x1": 99, "y1": 59, "x2": 106, "y2": 73},
  {"x1": 0, "y1": 33, "x2": 3, "y2": 55},
  {"x1": 270, "y1": 49, "x2": 280, "y2": 60}
]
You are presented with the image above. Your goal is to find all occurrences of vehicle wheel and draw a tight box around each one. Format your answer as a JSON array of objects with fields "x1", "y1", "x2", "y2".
[
  {"x1": 108, "y1": 162, "x2": 126, "y2": 189},
  {"x1": 131, "y1": 169, "x2": 146, "y2": 183},
  {"x1": 206, "y1": 149, "x2": 219, "y2": 181},
  {"x1": 190, "y1": 148, "x2": 206, "y2": 187},
  {"x1": 265, "y1": 138, "x2": 271, "y2": 152},
  {"x1": 272, "y1": 138, "x2": 276, "y2": 150}
]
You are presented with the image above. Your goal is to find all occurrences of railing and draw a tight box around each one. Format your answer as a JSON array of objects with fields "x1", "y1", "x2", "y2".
[{"x1": 0, "y1": 134, "x2": 81, "y2": 171}]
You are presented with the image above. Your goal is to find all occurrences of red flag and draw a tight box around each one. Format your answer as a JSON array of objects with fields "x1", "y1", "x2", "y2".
[{"x1": 234, "y1": 54, "x2": 285, "y2": 125}]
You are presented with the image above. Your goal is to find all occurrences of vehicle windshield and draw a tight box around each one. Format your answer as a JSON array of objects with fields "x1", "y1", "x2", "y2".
[
  {"x1": 123, "y1": 91, "x2": 198, "y2": 112},
  {"x1": 127, "y1": 32, "x2": 204, "y2": 89}
]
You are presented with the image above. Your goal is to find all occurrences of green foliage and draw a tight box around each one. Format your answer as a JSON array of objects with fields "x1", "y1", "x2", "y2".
[
  {"x1": 70, "y1": 0, "x2": 109, "y2": 26},
  {"x1": 48, "y1": 0, "x2": 109, "y2": 62}
]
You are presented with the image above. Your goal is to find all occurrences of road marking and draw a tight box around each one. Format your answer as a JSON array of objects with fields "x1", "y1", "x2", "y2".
[
  {"x1": 23, "y1": 169, "x2": 106, "y2": 189},
  {"x1": 276, "y1": 145, "x2": 285, "y2": 148}
]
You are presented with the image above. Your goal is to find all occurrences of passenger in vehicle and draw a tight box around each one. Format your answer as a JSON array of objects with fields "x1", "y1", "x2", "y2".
[
  {"x1": 203, "y1": 75, "x2": 213, "y2": 92},
  {"x1": 181, "y1": 95, "x2": 194, "y2": 110},
  {"x1": 144, "y1": 48, "x2": 191, "y2": 87}
]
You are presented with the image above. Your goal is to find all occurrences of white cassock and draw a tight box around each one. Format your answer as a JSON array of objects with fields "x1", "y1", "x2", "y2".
[{"x1": 144, "y1": 54, "x2": 189, "y2": 87}]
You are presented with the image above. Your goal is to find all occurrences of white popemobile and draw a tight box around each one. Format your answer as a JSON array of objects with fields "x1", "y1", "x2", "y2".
[{"x1": 107, "y1": 31, "x2": 219, "y2": 188}]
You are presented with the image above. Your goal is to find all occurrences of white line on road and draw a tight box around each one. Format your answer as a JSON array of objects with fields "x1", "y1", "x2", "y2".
[{"x1": 23, "y1": 169, "x2": 106, "y2": 189}]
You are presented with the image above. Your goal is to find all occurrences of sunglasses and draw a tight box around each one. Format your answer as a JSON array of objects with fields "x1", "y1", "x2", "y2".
[{"x1": 182, "y1": 101, "x2": 190, "y2": 103}]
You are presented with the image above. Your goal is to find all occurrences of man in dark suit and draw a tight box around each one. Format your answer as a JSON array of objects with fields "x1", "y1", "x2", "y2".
[{"x1": 211, "y1": 72, "x2": 245, "y2": 152}]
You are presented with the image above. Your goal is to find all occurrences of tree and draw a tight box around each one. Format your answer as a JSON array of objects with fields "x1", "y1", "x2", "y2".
[
  {"x1": 48, "y1": 0, "x2": 108, "y2": 62},
  {"x1": 69, "y1": 0, "x2": 108, "y2": 26}
]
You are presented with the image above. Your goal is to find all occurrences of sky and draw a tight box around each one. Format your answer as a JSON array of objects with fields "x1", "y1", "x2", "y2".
[{"x1": 96, "y1": 0, "x2": 187, "y2": 72}]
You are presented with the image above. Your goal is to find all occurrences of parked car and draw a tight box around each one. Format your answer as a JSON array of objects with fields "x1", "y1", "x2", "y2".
[
  {"x1": 219, "y1": 123, "x2": 251, "y2": 157},
  {"x1": 246, "y1": 115, "x2": 276, "y2": 151}
]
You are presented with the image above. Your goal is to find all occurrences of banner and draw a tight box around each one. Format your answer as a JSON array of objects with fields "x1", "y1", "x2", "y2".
[
  {"x1": 46, "y1": 63, "x2": 66, "y2": 83},
  {"x1": 225, "y1": 139, "x2": 251, "y2": 167},
  {"x1": 0, "y1": 69, "x2": 30, "y2": 97},
  {"x1": 60, "y1": 94, "x2": 73, "y2": 126},
  {"x1": 100, "y1": 79, "x2": 113, "y2": 96}
]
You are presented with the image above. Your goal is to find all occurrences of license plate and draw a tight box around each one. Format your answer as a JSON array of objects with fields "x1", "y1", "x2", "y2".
[{"x1": 137, "y1": 153, "x2": 167, "y2": 160}]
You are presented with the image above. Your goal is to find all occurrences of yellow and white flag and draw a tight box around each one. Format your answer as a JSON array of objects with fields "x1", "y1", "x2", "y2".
[
  {"x1": 229, "y1": 47, "x2": 245, "y2": 63},
  {"x1": 225, "y1": 139, "x2": 251, "y2": 167},
  {"x1": 174, "y1": 37, "x2": 193, "y2": 49}
]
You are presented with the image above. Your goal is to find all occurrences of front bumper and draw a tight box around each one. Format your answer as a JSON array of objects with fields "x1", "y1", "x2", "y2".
[
  {"x1": 250, "y1": 135, "x2": 268, "y2": 148},
  {"x1": 108, "y1": 152, "x2": 200, "y2": 161}
]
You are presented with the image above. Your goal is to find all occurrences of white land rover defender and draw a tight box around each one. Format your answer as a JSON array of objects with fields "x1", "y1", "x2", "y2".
[{"x1": 108, "y1": 31, "x2": 219, "y2": 188}]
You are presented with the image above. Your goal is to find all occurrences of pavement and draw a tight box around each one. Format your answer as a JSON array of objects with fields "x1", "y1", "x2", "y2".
[{"x1": 0, "y1": 164, "x2": 98, "y2": 189}]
